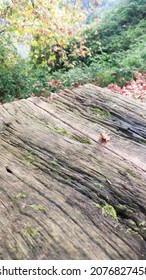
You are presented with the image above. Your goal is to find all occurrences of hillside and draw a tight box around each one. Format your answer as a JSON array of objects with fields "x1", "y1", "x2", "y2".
[
  {"x1": 41, "y1": 0, "x2": 146, "y2": 102},
  {"x1": 66, "y1": 0, "x2": 146, "y2": 86},
  {"x1": 30, "y1": 0, "x2": 146, "y2": 102},
  {"x1": 0, "y1": 0, "x2": 146, "y2": 104}
]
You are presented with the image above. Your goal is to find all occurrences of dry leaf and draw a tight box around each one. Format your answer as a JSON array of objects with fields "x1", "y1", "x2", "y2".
[{"x1": 97, "y1": 133, "x2": 110, "y2": 143}]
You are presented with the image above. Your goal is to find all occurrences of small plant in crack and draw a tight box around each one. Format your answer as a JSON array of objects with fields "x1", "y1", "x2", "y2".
[
  {"x1": 93, "y1": 202, "x2": 118, "y2": 220},
  {"x1": 16, "y1": 191, "x2": 27, "y2": 199},
  {"x1": 23, "y1": 223, "x2": 38, "y2": 238},
  {"x1": 28, "y1": 204, "x2": 46, "y2": 213}
]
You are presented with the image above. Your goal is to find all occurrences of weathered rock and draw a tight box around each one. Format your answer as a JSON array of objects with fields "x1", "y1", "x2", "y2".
[{"x1": 0, "y1": 84, "x2": 146, "y2": 260}]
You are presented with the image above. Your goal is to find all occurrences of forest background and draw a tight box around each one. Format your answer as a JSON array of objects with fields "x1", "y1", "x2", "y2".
[{"x1": 0, "y1": 0, "x2": 146, "y2": 103}]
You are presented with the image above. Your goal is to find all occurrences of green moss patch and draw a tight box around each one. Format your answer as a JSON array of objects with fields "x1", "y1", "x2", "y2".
[
  {"x1": 23, "y1": 224, "x2": 38, "y2": 238},
  {"x1": 90, "y1": 107, "x2": 111, "y2": 118},
  {"x1": 28, "y1": 204, "x2": 45, "y2": 213},
  {"x1": 125, "y1": 168, "x2": 136, "y2": 176},
  {"x1": 52, "y1": 127, "x2": 69, "y2": 136},
  {"x1": 16, "y1": 191, "x2": 28, "y2": 199},
  {"x1": 93, "y1": 202, "x2": 118, "y2": 220}
]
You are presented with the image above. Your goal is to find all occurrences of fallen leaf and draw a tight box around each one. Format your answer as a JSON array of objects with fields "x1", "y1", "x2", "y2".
[{"x1": 97, "y1": 133, "x2": 110, "y2": 143}]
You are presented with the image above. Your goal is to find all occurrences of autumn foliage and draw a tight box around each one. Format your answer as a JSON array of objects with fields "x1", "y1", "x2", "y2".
[
  {"x1": 0, "y1": 0, "x2": 87, "y2": 69},
  {"x1": 0, "y1": 0, "x2": 146, "y2": 104},
  {"x1": 105, "y1": 72, "x2": 146, "y2": 102}
]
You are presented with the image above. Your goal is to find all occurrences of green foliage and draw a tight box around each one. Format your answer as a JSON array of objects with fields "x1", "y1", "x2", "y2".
[
  {"x1": 0, "y1": 52, "x2": 60, "y2": 103},
  {"x1": 46, "y1": 0, "x2": 146, "y2": 89},
  {"x1": 0, "y1": 0, "x2": 85, "y2": 102},
  {"x1": 79, "y1": 0, "x2": 146, "y2": 85},
  {"x1": 0, "y1": 42, "x2": 25, "y2": 102},
  {"x1": 61, "y1": 0, "x2": 146, "y2": 86},
  {"x1": 1, "y1": 0, "x2": 146, "y2": 103},
  {"x1": 0, "y1": 39, "x2": 49, "y2": 103}
]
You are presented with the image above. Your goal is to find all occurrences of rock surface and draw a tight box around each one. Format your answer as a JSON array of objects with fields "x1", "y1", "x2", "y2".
[{"x1": 0, "y1": 84, "x2": 146, "y2": 260}]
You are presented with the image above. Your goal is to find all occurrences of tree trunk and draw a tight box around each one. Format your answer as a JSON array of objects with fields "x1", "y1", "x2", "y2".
[{"x1": 0, "y1": 84, "x2": 146, "y2": 259}]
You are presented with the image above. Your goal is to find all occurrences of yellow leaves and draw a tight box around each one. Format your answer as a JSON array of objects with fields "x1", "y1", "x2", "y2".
[
  {"x1": 70, "y1": 40, "x2": 88, "y2": 58},
  {"x1": 31, "y1": 40, "x2": 39, "y2": 47},
  {"x1": 5, "y1": 53, "x2": 17, "y2": 66},
  {"x1": 64, "y1": 60, "x2": 72, "y2": 68},
  {"x1": 17, "y1": 26, "x2": 24, "y2": 35},
  {"x1": 41, "y1": 61, "x2": 46, "y2": 67},
  {"x1": 47, "y1": 55, "x2": 56, "y2": 64},
  {"x1": 39, "y1": 35, "x2": 46, "y2": 42},
  {"x1": 24, "y1": 1, "x2": 80, "y2": 40},
  {"x1": 1, "y1": 0, "x2": 93, "y2": 69},
  {"x1": 56, "y1": 38, "x2": 64, "y2": 47},
  {"x1": 80, "y1": 49, "x2": 87, "y2": 57},
  {"x1": 26, "y1": 26, "x2": 33, "y2": 33},
  {"x1": 72, "y1": 45, "x2": 88, "y2": 58}
]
